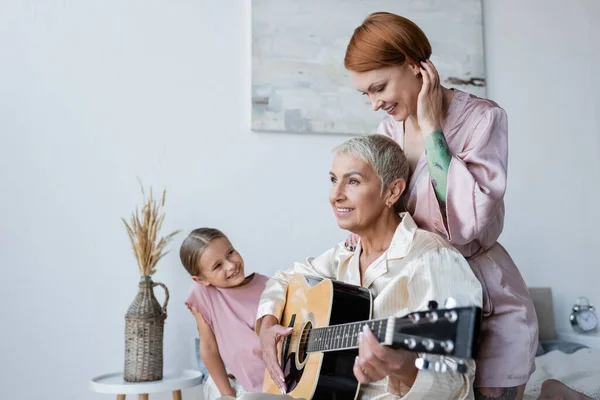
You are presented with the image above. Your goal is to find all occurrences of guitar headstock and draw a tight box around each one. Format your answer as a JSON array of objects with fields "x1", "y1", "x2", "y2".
[{"x1": 390, "y1": 299, "x2": 482, "y2": 373}]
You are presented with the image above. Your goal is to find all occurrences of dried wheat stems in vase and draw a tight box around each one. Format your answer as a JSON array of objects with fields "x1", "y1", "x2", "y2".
[{"x1": 122, "y1": 183, "x2": 180, "y2": 277}]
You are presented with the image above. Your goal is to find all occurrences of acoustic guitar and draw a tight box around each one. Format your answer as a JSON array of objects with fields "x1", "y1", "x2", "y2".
[{"x1": 262, "y1": 273, "x2": 482, "y2": 399}]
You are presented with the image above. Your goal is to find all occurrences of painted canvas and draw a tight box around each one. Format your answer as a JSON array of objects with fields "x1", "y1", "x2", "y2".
[{"x1": 251, "y1": 0, "x2": 485, "y2": 135}]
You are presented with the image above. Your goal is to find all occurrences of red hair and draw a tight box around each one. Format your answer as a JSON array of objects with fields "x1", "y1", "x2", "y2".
[{"x1": 344, "y1": 12, "x2": 432, "y2": 72}]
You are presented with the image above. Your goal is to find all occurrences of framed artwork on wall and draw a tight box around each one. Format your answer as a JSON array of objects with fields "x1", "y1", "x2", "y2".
[{"x1": 251, "y1": 0, "x2": 485, "y2": 135}]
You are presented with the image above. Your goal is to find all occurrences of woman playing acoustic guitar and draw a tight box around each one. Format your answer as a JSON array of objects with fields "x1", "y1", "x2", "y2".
[{"x1": 255, "y1": 135, "x2": 483, "y2": 400}]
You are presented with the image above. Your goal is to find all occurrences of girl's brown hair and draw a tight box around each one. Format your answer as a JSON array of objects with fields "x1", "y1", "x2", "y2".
[
  {"x1": 179, "y1": 228, "x2": 227, "y2": 276},
  {"x1": 344, "y1": 12, "x2": 432, "y2": 72}
]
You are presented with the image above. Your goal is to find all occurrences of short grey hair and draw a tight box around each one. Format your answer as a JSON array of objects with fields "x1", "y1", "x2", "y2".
[{"x1": 333, "y1": 134, "x2": 409, "y2": 195}]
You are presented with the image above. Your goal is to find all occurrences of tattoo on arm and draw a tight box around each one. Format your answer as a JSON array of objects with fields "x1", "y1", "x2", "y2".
[
  {"x1": 423, "y1": 130, "x2": 452, "y2": 204},
  {"x1": 474, "y1": 387, "x2": 518, "y2": 400}
]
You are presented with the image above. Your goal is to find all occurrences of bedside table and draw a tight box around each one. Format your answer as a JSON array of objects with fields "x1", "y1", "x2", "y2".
[{"x1": 90, "y1": 369, "x2": 203, "y2": 399}]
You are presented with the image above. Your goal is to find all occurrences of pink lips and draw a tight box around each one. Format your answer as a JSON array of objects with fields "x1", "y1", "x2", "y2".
[{"x1": 228, "y1": 268, "x2": 240, "y2": 280}]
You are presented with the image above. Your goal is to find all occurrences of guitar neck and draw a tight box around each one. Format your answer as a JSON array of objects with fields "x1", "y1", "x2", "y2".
[{"x1": 306, "y1": 318, "x2": 392, "y2": 353}]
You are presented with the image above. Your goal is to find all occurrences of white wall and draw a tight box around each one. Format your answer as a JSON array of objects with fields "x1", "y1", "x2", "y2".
[
  {"x1": 0, "y1": 1, "x2": 346, "y2": 399},
  {"x1": 0, "y1": 1, "x2": 598, "y2": 399},
  {"x1": 483, "y1": 0, "x2": 600, "y2": 342}
]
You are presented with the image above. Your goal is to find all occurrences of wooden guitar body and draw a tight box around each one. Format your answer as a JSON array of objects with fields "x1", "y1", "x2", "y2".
[
  {"x1": 262, "y1": 274, "x2": 371, "y2": 399},
  {"x1": 262, "y1": 274, "x2": 481, "y2": 400}
]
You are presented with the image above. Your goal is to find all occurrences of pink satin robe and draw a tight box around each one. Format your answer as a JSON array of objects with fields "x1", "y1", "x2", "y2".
[{"x1": 378, "y1": 89, "x2": 538, "y2": 388}]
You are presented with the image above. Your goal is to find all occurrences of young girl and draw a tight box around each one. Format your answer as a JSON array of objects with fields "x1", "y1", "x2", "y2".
[{"x1": 180, "y1": 228, "x2": 268, "y2": 398}]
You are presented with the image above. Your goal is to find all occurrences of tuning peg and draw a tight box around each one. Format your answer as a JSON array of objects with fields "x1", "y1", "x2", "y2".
[
  {"x1": 415, "y1": 356, "x2": 430, "y2": 370},
  {"x1": 421, "y1": 339, "x2": 435, "y2": 351},
  {"x1": 444, "y1": 310, "x2": 458, "y2": 323},
  {"x1": 440, "y1": 340, "x2": 454, "y2": 354},
  {"x1": 426, "y1": 311, "x2": 439, "y2": 322},
  {"x1": 403, "y1": 338, "x2": 417, "y2": 349},
  {"x1": 455, "y1": 360, "x2": 468, "y2": 374},
  {"x1": 444, "y1": 297, "x2": 457, "y2": 309},
  {"x1": 428, "y1": 300, "x2": 438, "y2": 310},
  {"x1": 408, "y1": 312, "x2": 421, "y2": 323}
]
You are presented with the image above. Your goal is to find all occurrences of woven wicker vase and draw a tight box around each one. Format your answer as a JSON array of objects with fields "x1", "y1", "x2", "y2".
[{"x1": 124, "y1": 275, "x2": 169, "y2": 382}]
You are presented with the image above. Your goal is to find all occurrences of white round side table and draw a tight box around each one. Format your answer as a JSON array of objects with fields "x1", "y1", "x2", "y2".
[{"x1": 90, "y1": 369, "x2": 204, "y2": 399}]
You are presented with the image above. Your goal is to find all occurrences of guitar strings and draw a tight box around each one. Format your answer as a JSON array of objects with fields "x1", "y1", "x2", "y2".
[
  {"x1": 282, "y1": 315, "x2": 450, "y2": 339},
  {"x1": 281, "y1": 315, "x2": 453, "y2": 347},
  {"x1": 284, "y1": 331, "x2": 450, "y2": 353}
]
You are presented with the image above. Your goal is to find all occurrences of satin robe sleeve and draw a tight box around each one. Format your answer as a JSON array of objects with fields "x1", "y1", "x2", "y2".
[
  {"x1": 378, "y1": 107, "x2": 508, "y2": 246},
  {"x1": 441, "y1": 107, "x2": 508, "y2": 245},
  {"x1": 389, "y1": 247, "x2": 482, "y2": 399}
]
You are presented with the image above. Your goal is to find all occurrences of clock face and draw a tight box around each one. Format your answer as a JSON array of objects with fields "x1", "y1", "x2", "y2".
[{"x1": 576, "y1": 310, "x2": 598, "y2": 331}]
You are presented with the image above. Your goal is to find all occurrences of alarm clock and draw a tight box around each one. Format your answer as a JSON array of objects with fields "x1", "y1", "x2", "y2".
[{"x1": 569, "y1": 297, "x2": 598, "y2": 333}]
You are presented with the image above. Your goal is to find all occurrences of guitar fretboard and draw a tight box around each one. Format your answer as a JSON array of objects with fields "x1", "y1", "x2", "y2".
[{"x1": 306, "y1": 318, "x2": 390, "y2": 353}]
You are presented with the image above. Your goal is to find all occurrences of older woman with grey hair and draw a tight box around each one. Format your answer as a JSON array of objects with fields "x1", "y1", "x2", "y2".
[{"x1": 245, "y1": 134, "x2": 483, "y2": 400}]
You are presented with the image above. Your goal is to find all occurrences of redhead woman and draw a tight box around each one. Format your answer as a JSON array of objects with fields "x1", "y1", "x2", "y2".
[{"x1": 343, "y1": 12, "x2": 536, "y2": 400}]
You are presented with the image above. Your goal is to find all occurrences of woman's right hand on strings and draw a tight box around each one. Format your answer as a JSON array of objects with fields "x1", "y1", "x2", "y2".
[
  {"x1": 345, "y1": 233, "x2": 359, "y2": 251},
  {"x1": 259, "y1": 315, "x2": 292, "y2": 394}
]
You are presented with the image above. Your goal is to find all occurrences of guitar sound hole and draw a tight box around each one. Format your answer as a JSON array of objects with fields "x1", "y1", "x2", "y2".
[{"x1": 297, "y1": 321, "x2": 312, "y2": 364}]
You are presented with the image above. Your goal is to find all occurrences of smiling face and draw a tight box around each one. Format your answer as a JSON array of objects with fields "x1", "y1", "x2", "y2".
[
  {"x1": 194, "y1": 237, "x2": 246, "y2": 288},
  {"x1": 329, "y1": 152, "x2": 390, "y2": 233},
  {"x1": 351, "y1": 64, "x2": 422, "y2": 122}
]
